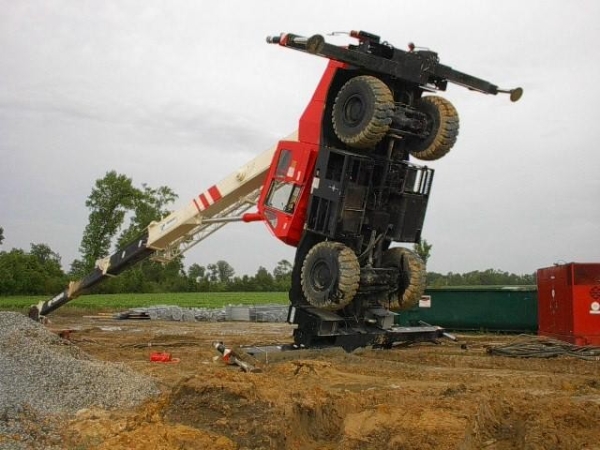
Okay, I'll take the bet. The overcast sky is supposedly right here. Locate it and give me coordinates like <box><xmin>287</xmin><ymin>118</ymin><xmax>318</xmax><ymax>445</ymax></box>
<box><xmin>1</xmin><ymin>0</ymin><xmax>599</xmax><ymax>277</ymax></box>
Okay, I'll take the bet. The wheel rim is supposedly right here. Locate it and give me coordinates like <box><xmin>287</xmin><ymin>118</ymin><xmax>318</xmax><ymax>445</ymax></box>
<box><xmin>342</xmin><ymin>94</ymin><xmax>365</xmax><ymax>128</ymax></box>
<box><xmin>332</xmin><ymin>75</ymin><xmax>394</xmax><ymax>149</ymax></box>
<box><xmin>421</xmin><ymin>109</ymin><xmax>439</xmax><ymax>142</ymax></box>
<box><xmin>411</xmin><ymin>103</ymin><xmax>440</xmax><ymax>152</ymax></box>
<box><xmin>301</xmin><ymin>241</ymin><xmax>360</xmax><ymax>310</ymax></box>
<box><xmin>310</xmin><ymin>259</ymin><xmax>334</xmax><ymax>292</ymax></box>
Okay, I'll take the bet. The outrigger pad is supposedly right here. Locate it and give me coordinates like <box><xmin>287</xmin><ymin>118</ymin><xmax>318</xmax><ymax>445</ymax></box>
<box><xmin>288</xmin><ymin>305</ymin><xmax>447</xmax><ymax>352</ymax></box>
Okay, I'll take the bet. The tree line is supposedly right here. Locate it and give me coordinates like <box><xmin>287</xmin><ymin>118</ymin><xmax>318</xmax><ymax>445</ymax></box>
<box><xmin>0</xmin><ymin>172</ymin><xmax>535</xmax><ymax>296</ymax></box>
<box><xmin>0</xmin><ymin>241</ymin><xmax>293</xmax><ymax>296</ymax></box>
<box><xmin>0</xmin><ymin>239</ymin><xmax>535</xmax><ymax>296</ymax></box>
<box><xmin>90</xmin><ymin>258</ymin><xmax>294</xmax><ymax>294</ymax></box>
<box><xmin>426</xmin><ymin>269</ymin><xmax>535</xmax><ymax>287</ymax></box>
<box><xmin>0</xmin><ymin>241</ymin><xmax>535</xmax><ymax>296</ymax></box>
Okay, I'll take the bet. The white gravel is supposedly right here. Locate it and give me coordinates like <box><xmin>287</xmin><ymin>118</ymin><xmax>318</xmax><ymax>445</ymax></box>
<box><xmin>0</xmin><ymin>311</ymin><xmax>159</xmax><ymax>449</ymax></box>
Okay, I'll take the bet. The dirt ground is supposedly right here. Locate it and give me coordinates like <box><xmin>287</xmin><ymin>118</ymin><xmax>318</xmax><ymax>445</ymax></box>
<box><xmin>38</xmin><ymin>312</ymin><xmax>600</xmax><ymax>450</ymax></box>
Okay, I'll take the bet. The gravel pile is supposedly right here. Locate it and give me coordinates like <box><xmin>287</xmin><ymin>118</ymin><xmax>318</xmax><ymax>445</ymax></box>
<box><xmin>115</xmin><ymin>304</ymin><xmax>288</xmax><ymax>322</ymax></box>
<box><xmin>253</xmin><ymin>304</ymin><xmax>288</xmax><ymax>322</ymax></box>
<box><xmin>0</xmin><ymin>311</ymin><xmax>159</xmax><ymax>448</ymax></box>
<box><xmin>115</xmin><ymin>304</ymin><xmax>227</xmax><ymax>321</ymax></box>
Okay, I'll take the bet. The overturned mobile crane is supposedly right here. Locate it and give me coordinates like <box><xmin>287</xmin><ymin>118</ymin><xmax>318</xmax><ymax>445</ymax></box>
<box><xmin>31</xmin><ymin>31</ymin><xmax>522</xmax><ymax>350</ymax></box>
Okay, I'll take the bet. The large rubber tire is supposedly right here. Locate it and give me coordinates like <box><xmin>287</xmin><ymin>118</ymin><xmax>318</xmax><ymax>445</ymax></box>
<box><xmin>301</xmin><ymin>241</ymin><xmax>360</xmax><ymax>311</ymax></box>
<box><xmin>408</xmin><ymin>96</ymin><xmax>459</xmax><ymax>161</ymax></box>
<box><xmin>381</xmin><ymin>247</ymin><xmax>426</xmax><ymax>311</ymax></box>
<box><xmin>332</xmin><ymin>76</ymin><xmax>395</xmax><ymax>150</ymax></box>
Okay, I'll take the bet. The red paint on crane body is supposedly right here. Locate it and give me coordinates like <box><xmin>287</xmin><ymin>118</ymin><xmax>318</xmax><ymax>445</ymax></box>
<box><xmin>256</xmin><ymin>60</ymin><xmax>345</xmax><ymax>246</ymax></box>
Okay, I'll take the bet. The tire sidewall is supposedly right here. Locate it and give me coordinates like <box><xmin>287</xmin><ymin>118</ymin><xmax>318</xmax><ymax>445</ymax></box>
<box><xmin>408</xmin><ymin>96</ymin><xmax>459</xmax><ymax>161</ymax></box>
<box><xmin>381</xmin><ymin>247</ymin><xmax>426</xmax><ymax>310</ymax></box>
<box><xmin>300</xmin><ymin>242</ymin><xmax>360</xmax><ymax>310</ymax></box>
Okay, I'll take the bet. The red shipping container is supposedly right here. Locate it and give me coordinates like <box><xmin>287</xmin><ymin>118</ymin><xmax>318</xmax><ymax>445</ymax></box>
<box><xmin>537</xmin><ymin>263</ymin><xmax>600</xmax><ymax>345</ymax></box>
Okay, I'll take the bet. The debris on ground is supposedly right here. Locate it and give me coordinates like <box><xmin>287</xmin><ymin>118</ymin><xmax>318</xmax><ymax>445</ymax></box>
<box><xmin>486</xmin><ymin>334</ymin><xmax>600</xmax><ymax>360</ymax></box>
<box><xmin>212</xmin><ymin>342</ymin><xmax>262</xmax><ymax>373</ymax></box>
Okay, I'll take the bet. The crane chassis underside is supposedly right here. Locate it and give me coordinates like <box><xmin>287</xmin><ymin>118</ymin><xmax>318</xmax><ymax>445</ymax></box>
<box><xmin>288</xmin><ymin>305</ymin><xmax>448</xmax><ymax>351</ymax></box>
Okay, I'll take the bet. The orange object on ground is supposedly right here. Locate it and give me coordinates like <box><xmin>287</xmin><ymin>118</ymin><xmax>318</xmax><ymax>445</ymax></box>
<box><xmin>150</xmin><ymin>352</ymin><xmax>180</xmax><ymax>363</ymax></box>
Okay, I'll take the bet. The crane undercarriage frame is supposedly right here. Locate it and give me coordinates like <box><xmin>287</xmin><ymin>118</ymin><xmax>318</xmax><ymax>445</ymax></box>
<box><xmin>288</xmin><ymin>305</ymin><xmax>449</xmax><ymax>351</ymax></box>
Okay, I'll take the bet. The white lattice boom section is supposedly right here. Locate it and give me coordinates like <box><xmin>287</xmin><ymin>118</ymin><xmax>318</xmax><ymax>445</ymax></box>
<box><xmin>150</xmin><ymin>191</ymin><xmax>260</xmax><ymax>263</ymax></box>
<box><xmin>146</xmin><ymin>132</ymin><xmax>297</xmax><ymax>262</ymax></box>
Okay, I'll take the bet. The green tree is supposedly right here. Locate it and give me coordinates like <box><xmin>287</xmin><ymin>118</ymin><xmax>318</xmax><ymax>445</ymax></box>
<box><xmin>273</xmin><ymin>259</ymin><xmax>292</xmax><ymax>291</ymax></box>
<box><xmin>206</xmin><ymin>263</ymin><xmax>219</xmax><ymax>283</ymax></box>
<box><xmin>74</xmin><ymin>171</ymin><xmax>179</xmax><ymax>293</ymax></box>
<box><xmin>413</xmin><ymin>239</ymin><xmax>432</xmax><ymax>264</ymax></box>
<box><xmin>0</xmin><ymin>249</ymin><xmax>28</xmax><ymax>294</ymax></box>
<box><xmin>273</xmin><ymin>259</ymin><xmax>292</xmax><ymax>279</ymax></box>
<box><xmin>117</xmin><ymin>184</ymin><xmax>177</xmax><ymax>245</ymax></box>
<box><xmin>188</xmin><ymin>263</ymin><xmax>210</xmax><ymax>291</ymax></box>
<box><xmin>30</xmin><ymin>243</ymin><xmax>64</xmax><ymax>281</ymax></box>
<box><xmin>0</xmin><ymin>226</ymin><xmax>4</xmax><ymax>245</ymax></box>
<box><xmin>156</xmin><ymin>259</ymin><xmax>189</xmax><ymax>292</ymax></box>
<box><xmin>0</xmin><ymin>244</ymin><xmax>67</xmax><ymax>295</ymax></box>
<box><xmin>78</xmin><ymin>171</ymin><xmax>138</xmax><ymax>272</ymax></box>
<box><xmin>30</xmin><ymin>243</ymin><xmax>60</xmax><ymax>265</ymax></box>
<box><xmin>111</xmin><ymin>182</ymin><xmax>178</xmax><ymax>293</ymax></box>
<box><xmin>204</xmin><ymin>263</ymin><xmax>221</xmax><ymax>291</ymax></box>
<box><xmin>69</xmin><ymin>259</ymin><xmax>87</xmax><ymax>277</ymax></box>
<box><xmin>201</xmin><ymin>261</ymin><xmax>235</xmax><ymax>291</ymax></box>
<box><xmin>254</xmin><ymin>266</ymin><xmax>275</xmax><ymax>291</ymax></box>
<box><xmin>215</xmin><ymin>260</ymin><xmax>235</xmax><ymax>284</ymax></box>
<box><xmin>188</xmin><ymin>263</ymin><xmax>206</xmax><ymax>282</ymax></box>
<box><xmin>228</xmin><ymin>274</ymin><xmax>253</xmax><ymax>292</ymax></box>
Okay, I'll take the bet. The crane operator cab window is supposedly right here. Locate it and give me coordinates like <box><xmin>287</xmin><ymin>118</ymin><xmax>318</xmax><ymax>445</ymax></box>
<box><xmin>265</xmin><ymin>180</ymin><xmax>301</xmax><ymax>214</ymax></box>
<box><xmin>265</xmin><ymin>148</ymin><xmax>303</xmax><ymax>215</ymax></box>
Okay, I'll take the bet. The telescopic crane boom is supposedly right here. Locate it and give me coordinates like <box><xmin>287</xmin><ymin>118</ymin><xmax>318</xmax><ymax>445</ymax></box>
<box><xmin>29</xmin><ymin>133</ymin><xmax>297</xmax><ymax>320</ymax></box>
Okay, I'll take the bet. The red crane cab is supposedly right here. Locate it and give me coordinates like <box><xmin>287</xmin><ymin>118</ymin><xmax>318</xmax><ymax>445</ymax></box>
<box><xmin>257</xmin><ymin>139</ymin><xmax>318</xmax><ymax>246</ymax></box>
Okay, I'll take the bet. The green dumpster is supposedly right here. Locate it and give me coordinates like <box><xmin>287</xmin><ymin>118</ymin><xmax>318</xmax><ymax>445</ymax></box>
<box><xmin>395</xmin><ymin>286</ymin><xmax>538</xmax><ymax>332</ymax></box>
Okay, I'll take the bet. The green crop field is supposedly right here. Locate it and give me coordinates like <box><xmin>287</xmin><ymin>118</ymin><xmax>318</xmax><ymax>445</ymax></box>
<box><xmin>0</xmin><ymin>292</ymin><xmax>289</xmax><ymax>313</ymax></box>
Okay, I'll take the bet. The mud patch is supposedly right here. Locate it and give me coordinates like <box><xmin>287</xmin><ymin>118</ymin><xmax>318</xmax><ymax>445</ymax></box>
<box><xmin>65</xmin><ymin>400</ymin><xmax>237</xmax><ymax>450</ymax></box>
<box><xmin>460</xmin><ymin>395</ymin><xmax>600</xmax><ymax>450</ymax></box>
<box><xmin>164</xmin><ymin>378</ymin><xmax>280</xmax><ymax>449</ymax></box>
<box><xmin>161</xmin><ymin>372</ymin><xmax>357</xmax><ymax>449</ymax></box>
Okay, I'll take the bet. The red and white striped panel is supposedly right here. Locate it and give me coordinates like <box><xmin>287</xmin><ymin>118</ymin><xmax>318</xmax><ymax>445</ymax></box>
<box><xmin>193</xmin><ymin>185</ymin><xmax>223</xmax><ymax>212</ymax></box>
